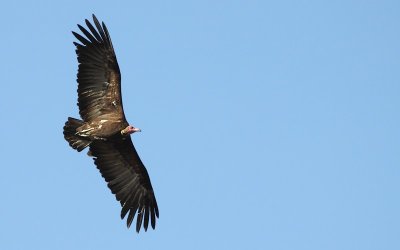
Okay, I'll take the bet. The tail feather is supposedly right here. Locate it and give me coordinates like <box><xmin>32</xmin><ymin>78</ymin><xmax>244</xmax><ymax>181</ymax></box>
<box><xmin>63</xmin><ymin>117</ymin><xmax>92</xmax><ymax>152</ymax></box>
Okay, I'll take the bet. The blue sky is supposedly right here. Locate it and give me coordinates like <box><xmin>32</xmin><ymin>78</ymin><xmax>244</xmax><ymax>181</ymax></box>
<box><xmin>1</xmin><ymin>1</ymin><xmax>399</xmax><ymax>249</ymax></box>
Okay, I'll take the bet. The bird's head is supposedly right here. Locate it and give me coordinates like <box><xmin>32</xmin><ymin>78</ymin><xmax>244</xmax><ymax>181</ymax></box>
<box><xmin>121</xmin><ymin>125</ymin><xmax>141</xmax><ymax>136</ymax></box>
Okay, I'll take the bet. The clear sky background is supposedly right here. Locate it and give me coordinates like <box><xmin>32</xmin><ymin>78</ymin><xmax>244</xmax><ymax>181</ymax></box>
<box><xmin>1</xmin><ymin>1</ymin><xmax>399</xmax><ymax>249</ymax></box>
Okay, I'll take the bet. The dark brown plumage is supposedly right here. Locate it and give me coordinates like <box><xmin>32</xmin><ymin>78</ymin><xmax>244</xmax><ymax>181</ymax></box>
<box><xmin>63</xmin><ymin>15</ymin><xmax>159</xmax><ymax>233</ymax></box>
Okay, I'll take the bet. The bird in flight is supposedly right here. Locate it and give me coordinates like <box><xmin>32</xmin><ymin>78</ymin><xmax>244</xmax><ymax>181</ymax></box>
<box><xmin>63</xmin><ymin>14</ymin><xmax>159</xmax><ymax>233</ymax></box>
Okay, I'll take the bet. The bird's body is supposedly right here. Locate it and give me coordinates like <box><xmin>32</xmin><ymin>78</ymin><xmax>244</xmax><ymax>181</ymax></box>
<box><xmin>63</xmin><ymin>15</ymin><xmax>159</xmax><ymax>233</ymax></box>
<box><xmin>76</xmin><ymin>116</ymin><xmax>127</xmax><ymax>139</ymax></box>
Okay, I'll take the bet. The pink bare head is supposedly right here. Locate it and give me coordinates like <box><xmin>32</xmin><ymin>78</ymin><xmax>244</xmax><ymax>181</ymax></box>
<box><xmin>121</xmin><ymin>125</ymin><xmax>141</xmax><ymax>135</ymax></box>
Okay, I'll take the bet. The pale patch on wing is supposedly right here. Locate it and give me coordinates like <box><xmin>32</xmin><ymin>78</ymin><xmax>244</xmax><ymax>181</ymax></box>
<box><xmin>76</xmin><ymin>127</ymin><xmax>95</xmax><ymax>137</ymax></box>
<box><xmin>79</xmin><ymin>127</ymin><xmax>95</xmax><ymax>133</ymax></box>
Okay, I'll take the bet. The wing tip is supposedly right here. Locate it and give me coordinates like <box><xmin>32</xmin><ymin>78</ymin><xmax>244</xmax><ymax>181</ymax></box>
<box><xmin>92</xmin><ymin>13</ymin><xmax>97</xmax><ymax>21</ymax></box>
<box><xmin>122</xmin><ymin>203</ymin><xmax>158</xmax><ymax>233</ymax></box>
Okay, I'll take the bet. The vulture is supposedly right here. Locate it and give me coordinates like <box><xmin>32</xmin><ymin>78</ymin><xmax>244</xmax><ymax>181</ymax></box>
<box><xmin>63</xmin><ymin>15</ymin><xmax>159</xmax><ymax>233</ymax></box>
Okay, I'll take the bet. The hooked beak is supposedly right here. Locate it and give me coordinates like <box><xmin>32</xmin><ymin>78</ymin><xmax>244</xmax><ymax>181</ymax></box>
<box><xmin>133</xmin><ymin>127</ymin><xmax>142</xmax><ymax>133</ymax></box>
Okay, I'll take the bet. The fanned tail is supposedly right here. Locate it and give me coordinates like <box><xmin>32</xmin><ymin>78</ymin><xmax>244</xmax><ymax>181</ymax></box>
<box><xmin>63</xmin><ymin>117</ymin><xmax>92</xmax><ymax>152</ymax></box>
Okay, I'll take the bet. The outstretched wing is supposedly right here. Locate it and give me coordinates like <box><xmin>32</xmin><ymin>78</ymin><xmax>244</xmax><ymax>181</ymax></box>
<box><xmin>89</xmin><ymin>136</ymin><xmax>159</xmax><ymax>232</ymax></box>
<box><xmin>73</xmin><ymin>15</ymin><xmax>125</xmax><ymax>122</ymax></box>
